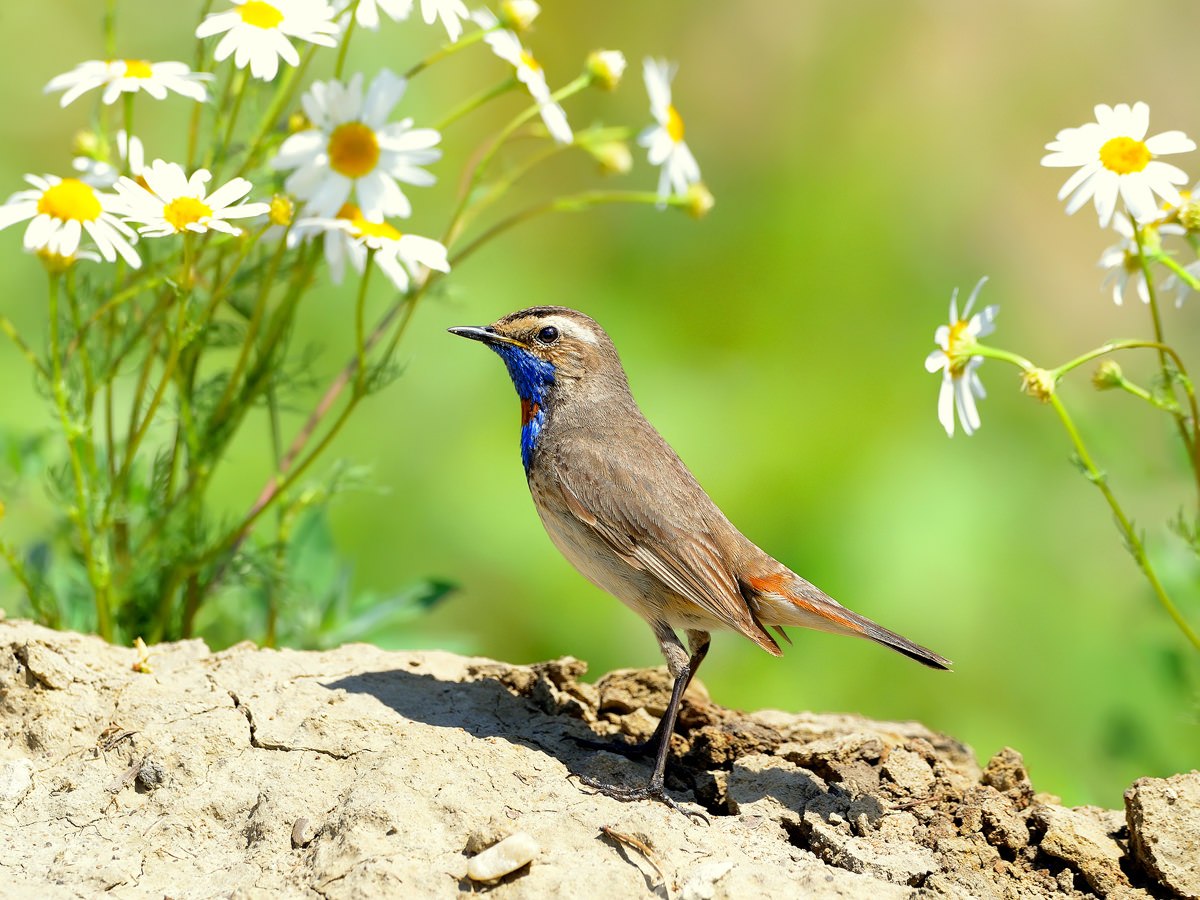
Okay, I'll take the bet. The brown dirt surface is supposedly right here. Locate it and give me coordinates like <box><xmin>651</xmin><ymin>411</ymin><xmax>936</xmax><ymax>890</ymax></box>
<box><xmin>0</xmin><ymin>619</ymin><xmax>1196</xmax><ymax>898</ymax></box>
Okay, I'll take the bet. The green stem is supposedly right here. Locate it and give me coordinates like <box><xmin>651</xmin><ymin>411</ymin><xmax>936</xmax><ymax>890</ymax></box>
<box><xmin>48</xmin><ymin>276</ymin><xmax>112</xmax><ymax>641</ymax></box>
<box><xmin>0</xmin><ymin>316</ymin><xmax>49</xmax><ymax>378</ymax></box>
<box><xmin>0</xmin><ymin>538</ymin><xmax>55</xmax><ymax>627</ymax></box>
<box><xmin>187</xmin><ymin>0</ymin><xmax>217</xmax><ymax>168</ymax></box>
<box><xmin>404</xmin><ymin>27</ymin><xmax>489</xmax><ymax>80</ymax></box>
<box><xmin>212</xmin><ymin>67</ymin><xmax>250</xmax><ymax>178</ymax></box>
<box><xmin>450</xmin><ymin>190</ymin><xmax>687</xmax><ymax>265</ymax></box>
<box><xmin>1156</xmin><ymin>253</ymin><xmax>1200</xmax><ymax>291</ymax></box>
<box><xmin>235</xmin><ymin>43</ymin><xmax>319</xmax><ymax>179</ymax></box>
<box><xmin>103</xmin><ymin>0</ymin><xmax>117</xmax><ymax>57</ymax></box>
<box><xmin>1048</xmin><ymin>392</ymin><xmax>1200</xmax><ymax>652</ymax></box>
<box><xmin>1052</xmin><ymin>339</ymin><xmax>1200</xmax><ymax>502</ymax></box>
<box><xmin>443</xmin><ymin>74</ymin><xmax>590</xmax><ymax>247</ymax></box>
<box><xmin>354</xmin><ymin>253</ymin><xmax>374</xmax><ymax>394</ymax></box>
<box><xmin>335</xmin><ymin>3</ymin><xmax>358</xmax><ymax>78</ymax></box>
<box><xmin>434</xmin><ymin>78</ymin><xmax>517</xmax><ymax>132</ymax></box>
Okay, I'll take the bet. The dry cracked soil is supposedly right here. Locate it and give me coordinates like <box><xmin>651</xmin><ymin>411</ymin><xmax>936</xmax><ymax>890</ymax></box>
<box><xmin>0</xmin><ymin>619</ymin><xmax>1197</xmax><ymax>899</ymax></box>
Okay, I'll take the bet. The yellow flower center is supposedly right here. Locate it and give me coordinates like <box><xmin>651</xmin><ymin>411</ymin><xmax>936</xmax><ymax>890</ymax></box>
<box><xmin>122</xmin><ymin>59</ymin><xmax>154</xmax><ymax>79</ymax></box>
<box><xmin>163</xmin><ymin>196</ymin><xmax>213</xmax><ymax>231</ymax></box>
<box><xmin>945</xmin><ymin>319</ymin><xmax>974</xmax><ymax>375</ymax></box>
<box><xmin>1099</xmin><ymin>136</ymin><xmax>1151</xmax><ymax>175</ymax></box>
<box><xmin>666</xmin><ymin>104</ymin><xmax>685</xmax><ymax>143</ymax></box>
<box><xmin>268</xmin><ymin>194</ymin><xmax>294</xmax><ymax>226</ymax></box>
<box><xmin>355</xmin><ymin>219</ymin><xmax>401</xmax><ymax>241</ymax></box>
<box><xmin>518</xmin><ymin>51</ymin><xmax>542</xmax><ymax>74</ymax></box>
<box><xmin>328</xmin><ymin>122</ymin><xmax>381</xmax><ymax>179</ymax></box>
<box><xmin>334</xmin><ymin>202</ymin><xmax>401</xmax><ymax>240</ymax></box>
<box><xmin>37</xmin><ymin>179</ymin><xmax>102</xmax><ymax>222</ymax></box>
<box><xmin>238</xmin><ymin>0</ymin><xmax>284</xmax><ymax>29</ymax></box>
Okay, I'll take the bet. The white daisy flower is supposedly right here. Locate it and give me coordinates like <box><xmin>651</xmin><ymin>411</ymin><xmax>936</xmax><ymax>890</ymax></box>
<box><xmin>334</xmin><ymin>0</ymin><xmax>412</xmax><ymax>29</ymax></box>
<box><xmin>924</xmin><ymin>278</ymin><xmax>997</xmax><ymax>437</ymax></box>
<box><xmin>1163</xmin><ymin>260</ymin><xmax>1200</xmax><ymax>308</ymax></box>
<box><xmin>114</xmin><ymin>160</ymin><xmax>270</xmax><ymax>237</ymax></box>
<box><xmin>1097</xmin><ymin>213</ymin><xmax>1152</xmax><ymax>305</ymax></box>
<box><xmin>1041</xmin><ymin>102</ymin><xmax>1196</xmax><ymax>228</ymax></box>
<box><xmin>196</xmin><ymin>0</ymin><xmax>340</xmax><ymax>82</ymax></box>
<box><xmin>0</xmin><ymin>174</ymin><xmax>140</xmax><ymax>268</ymax></box>
<box><xmin>419</xmin><ymin>0</ymin><xmax>469</xmax><ymax>42</ymax></box>
<box><xmin>473</xmin><ymin>9</ymin><xmax>572</xmax><ymax>145</ymax></box>
<box><xmin>73</xmin><ymin>131</ymin><xmax>146</xmax><ymax>189</ymax></box>
<box><xmin>638</xmin><ymin>58</ymin><xmax>701</xmax><ymax>205</ymax></box>
<box><xmin>271</xmin><ymin>68</ymin><xmax>441</xmax><ymax>219</ymax></box>
<box><xmin>297</xmin><ymin>202</ymin><xmax>449</xmax><ymax>292</ymax></box>
<box><xmin>44</xmin><ymin>59</ymin><xmax>212</xmax><ymax>107</ymax></box>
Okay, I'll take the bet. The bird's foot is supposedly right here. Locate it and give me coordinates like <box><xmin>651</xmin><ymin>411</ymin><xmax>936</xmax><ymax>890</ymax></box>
<box><xmin>571</xmin><ymin>733</ymin><xmax>657</xmax><ymax>758</ymax></box>
<box><xmin>572</xmin><ymin>774</ymin><xmax>709</xmax><ymax>823</ymax></box>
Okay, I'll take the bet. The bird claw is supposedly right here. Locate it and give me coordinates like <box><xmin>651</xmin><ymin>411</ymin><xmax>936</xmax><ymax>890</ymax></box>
<box><xmin>571</xmin><ymin>773</ymin><xmax>710</xmax><ymax>824</ymax></box>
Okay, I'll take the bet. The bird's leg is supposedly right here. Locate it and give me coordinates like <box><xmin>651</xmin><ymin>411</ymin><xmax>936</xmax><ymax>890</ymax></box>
<box><xmin>575</xmin><ymin>626</ymin><xmax>709</xmax><ymax>820</ymax></box>
<box><xmin>574</xmin><ymin>629</ymin><xmax>710</xmax><ymax>758</ymax></box>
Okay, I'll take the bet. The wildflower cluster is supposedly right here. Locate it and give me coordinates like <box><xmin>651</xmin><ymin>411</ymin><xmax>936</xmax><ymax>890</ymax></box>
<box><xmin>0</xmin><ymin>2</ymin><xmax>712</xmax><ymax>647</ymax></box>
<box><xmin>924</xmin><ymin>101</ymin><xmax>1200</xmax><ymax>651</ymax></box>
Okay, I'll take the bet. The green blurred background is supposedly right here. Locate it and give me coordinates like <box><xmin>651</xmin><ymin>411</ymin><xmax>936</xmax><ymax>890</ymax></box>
<box><xmin>1</xmin><ymin>1</ymin><xmax>1198</xmax><ymax>808</ymax></box>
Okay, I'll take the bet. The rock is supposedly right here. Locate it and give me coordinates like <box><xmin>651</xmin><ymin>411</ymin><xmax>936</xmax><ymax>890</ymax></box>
<box><xmin>0</xmin><ymin>618</ymin><xmax>1193</xmax><ymax>899</ymax></box>
<box><xmin>0</xmin><ymin>758</ymin><xmax>33</xmax><ymax>805</ymax></box>
<box><xmin>1125</xmin><ymin>771</ymin><xmax>1200</xmax><ymax>898</ymax></box>
<box><xmin>465</xmin><ymin>831</ymin><xmax>539</xmax><ymax>882</ymax></box>
<box><xmin>1030</xmin><ymin>803</ymin><xmax>1143</xmax><ymax>897</ymax></box>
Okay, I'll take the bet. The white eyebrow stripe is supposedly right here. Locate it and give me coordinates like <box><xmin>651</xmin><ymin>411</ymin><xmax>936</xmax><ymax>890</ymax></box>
<box><xmin>543</xmin><ymin>315</ymin><xmax>598</xmax><ymax>344</ymax></box>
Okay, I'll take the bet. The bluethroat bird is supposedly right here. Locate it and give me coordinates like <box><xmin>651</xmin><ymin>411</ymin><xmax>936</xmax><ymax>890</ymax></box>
<box><xmin>450</xmin><ymin>307</ymin><xmax>950</xmax><ymax>814</ymax></box>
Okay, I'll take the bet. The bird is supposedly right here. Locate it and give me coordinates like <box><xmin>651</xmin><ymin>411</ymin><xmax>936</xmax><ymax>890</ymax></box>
<box><xmin>449</xmin><ymin>306</ymin><xmax>950</xmax><ymax>814</ymax></box>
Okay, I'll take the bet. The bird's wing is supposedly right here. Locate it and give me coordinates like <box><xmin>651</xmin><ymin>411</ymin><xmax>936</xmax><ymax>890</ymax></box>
<box><xmin>553</xmin><ymin>445</ymin><xmax>782</xmax><ymax>655</ymax></box>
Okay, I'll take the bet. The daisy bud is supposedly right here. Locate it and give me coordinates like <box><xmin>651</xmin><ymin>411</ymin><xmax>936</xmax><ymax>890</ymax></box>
<box><xmin>1020</xmin><ymin>368</ymin><xmax>1056</xmax><ymax>403</ymax></box>
<box><xmin>287</xmin><ymin>111</ymin><xmax>311</xmax><ymax>134</ymax></box>
<box><xmin>1092</xmin><ymin>360</ymin><xmax>1124</xmax><ymax>391</ymax></box>
<box><xmin>589</xmin><ymin>140</ymin><xmax>633</xmax><ymax>176</ymax></box>
<box><xmin>269</xmin><ymin>194</ymin><xmax>295</xmax><ymax>227</ymax></box>
<box><xmin>72</xmin><ymin>129</ymin><xmax>102</xmax><ymax>160</ymax></box>
<box><xmin>586</xmin><ymin>50</ymin><xmax>626</xmax><ymax>91</ymax></box>
<box><xmin>1180</xmin><ymin>201</ymin><xmax>1200</xmax><ymax>232</ymax></box>
<box><xmin>684</xmin><ymin>182</ymin><xmax>715</xmax><ymax>220</ymax></box>
<box><xmin>36</xmin><ymin>248</ymin><xmax>81</xmax><ymax>275</ymax></box>
<box><xmin>500</xmin><ymin>0</ymin><xmax>540</xmax><ymax>31</ymax></box>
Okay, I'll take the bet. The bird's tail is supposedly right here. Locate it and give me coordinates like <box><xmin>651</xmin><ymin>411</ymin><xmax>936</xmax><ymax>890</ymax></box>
<box><xmin>741</xmin><ymin>571</ymin><xmax>952</xmax><ymax>670</ymax></box>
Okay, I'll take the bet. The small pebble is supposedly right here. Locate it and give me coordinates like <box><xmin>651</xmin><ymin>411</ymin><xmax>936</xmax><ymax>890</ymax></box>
<box><xmin>466</xmin><ymin>831</ymin><xmax>538</xmax><ymax>882</ymax></box>
<box><xmin>291</xmin><ymin>817</ymin><xmax>313</xmax><ymax>849</ymax></box>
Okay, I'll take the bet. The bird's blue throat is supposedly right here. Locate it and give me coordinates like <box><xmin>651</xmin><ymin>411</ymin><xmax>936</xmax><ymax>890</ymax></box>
<box><xmin>488</xmin><ymin>343</ymin><xmax>556</xmax><ymax>473</ymax></box>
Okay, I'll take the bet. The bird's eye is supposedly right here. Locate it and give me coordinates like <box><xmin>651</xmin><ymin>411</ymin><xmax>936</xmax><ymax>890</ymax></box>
<box><xmin>536</xmin><ymin>325</ymin><xmax>559</xmax><ymax>344</ymax></box>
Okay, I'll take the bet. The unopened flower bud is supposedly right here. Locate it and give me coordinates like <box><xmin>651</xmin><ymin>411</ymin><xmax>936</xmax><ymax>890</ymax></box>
<box><xmin>500</xmin><ymin>0</ymin><xmax>540</xmax><ymax>31</ymax></box>
<box><xmin>1020</xmin><ymin>367</ymin><xmax>1056</xmax><ymax>403</ymax></box>
<box><xmin>586</xmin><ymin>50</ymin><xmax>626</xmax><ymax>91</ymax></box>
<box><xmin>36</xmin><ymin>248</ymin><xmax>78</xmax><ymax>275</ymax></box>
<box><xmin>269</xmin><ymin>194</ymin><xmax>295</xmax><ymax>227</ymax></box>
<box><xmin>1180</xmin><ymin>202</ymin><xmax>1200</xmax><ymax>232</ymax></box>
<box><xmin>589</xmin><ymin>140</ymin><xmax>632</xmax><ymax>175</ymax></box>
<box><xmin>72</xmin><ymin>130</ymin><xmax>102</xmax><ymax>159</ymax></box>
<box><xmin>684</xmin><ymin>182</ymin><xmax>715</xmax><ymax>220</ymax></box>
<box><xmin>1092</xmin><ymin>360</ymin><xmax>1123</xmax><ymax>390</ymax></box>
<box><xmin>287</xmin><ymin>111</ymin><xmax>311</xmax><ymax>134</ymax></box>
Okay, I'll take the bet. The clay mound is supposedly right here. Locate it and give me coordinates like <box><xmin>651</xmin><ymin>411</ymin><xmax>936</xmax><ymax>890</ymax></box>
<box><xmin>0</xmin><ymin>620</ymin><xmax>1195</xmax><ymax>898</ymax></box>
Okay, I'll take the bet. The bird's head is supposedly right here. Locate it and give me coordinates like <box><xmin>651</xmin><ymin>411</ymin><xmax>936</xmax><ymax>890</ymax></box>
<box><xmin>448</xmin><ymin>306</ymin><xmax>626</xmax><ymax>399</ymax></box>
<box><xmin>449</xmin><ymin>306</ymin><xmax>629</xmax><ymax>471</ymax></box>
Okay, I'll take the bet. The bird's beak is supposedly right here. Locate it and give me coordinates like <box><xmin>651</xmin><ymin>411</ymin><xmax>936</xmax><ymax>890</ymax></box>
<box><xmin>447</xmin><ymin>325</ymin><xmax>525</xmax><ymax>348</ymax></box>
